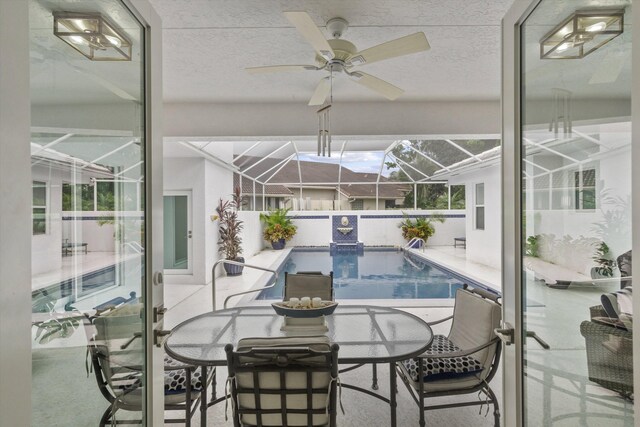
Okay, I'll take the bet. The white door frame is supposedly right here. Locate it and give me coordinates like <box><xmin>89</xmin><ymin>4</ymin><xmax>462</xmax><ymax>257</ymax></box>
<box><xmin>501</xmin><ymin>0</ymin><xmax>640</xmax><ymax>425</ymax></box>
<box><xmin>164</xmin><ymin>190</ymin><xmax>193</xmax><ymax>275</ymax></box>
<box><xmin>123</xmin><ymin>0</ymin><xmax>165</xmax><ymax>424</ymax></box>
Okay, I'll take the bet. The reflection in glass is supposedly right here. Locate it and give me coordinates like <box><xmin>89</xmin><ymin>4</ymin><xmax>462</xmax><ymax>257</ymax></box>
<box><xmin>30</xmin><ymin>0</ymin><xmax>146</xmax><ymax>425</ymax></box>
<box><xmin>521</xmin><ymin>1</ymin><xmax>632</xmax><ymax>425</ymax></box>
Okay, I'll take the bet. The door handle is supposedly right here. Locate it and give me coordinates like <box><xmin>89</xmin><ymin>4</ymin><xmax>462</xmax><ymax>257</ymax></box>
<box><xmin>154</xmin><ymin>329</ymin><xmax>172</xmax><ymax>348</ymax></box>
<box><xmin>153</xmin><ymin>304</ymin><xmax>167</xmax><ymax>322</ymax></box>
<box><xmin>494</xmin><ymin>325</ymin><xmax>514</xmax><ymax>346</ymax></box>
<box><xmin>493</xmin><ymin>325</ymin><xmax>551</xmax><ymax>349</ymax></box>
<box><xmin>526</xmin><ymin>331</ymin><xmax>550</xmax><ymax>349</ymax></box>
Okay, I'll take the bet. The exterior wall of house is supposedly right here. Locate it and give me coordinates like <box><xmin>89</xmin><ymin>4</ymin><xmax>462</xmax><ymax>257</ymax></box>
<box><xmin>450</xmin><ymin>166</ymin><xmax>502</xmax><ymax>269</ymax></box>
<box><xmin>31</xmin><ymin>167</ymin><xmax>65</xmax><ymax>276</ymax></box>
<box><xmin>359</xmin><ymin>198</ymin><xmax>397</xmax><ymax>210</ymax></box>
<box><xmin>164</xmin><ymin>155</ymin><xmax>233</xmax><ymax>285</ymax></box>
<box><xmin>204</xmin><ymin>156</ymin><xmax>234</xmax><ymax>283</ymax></box>
<box><xmin>164</xmin><ymin>157</ymin><xmax>207</xmax><ymax>285</ymax></box>
<box><xmin>525</xmin><ymin>145</ymin><xmax>632</xmax><ymax>271</ymax></box>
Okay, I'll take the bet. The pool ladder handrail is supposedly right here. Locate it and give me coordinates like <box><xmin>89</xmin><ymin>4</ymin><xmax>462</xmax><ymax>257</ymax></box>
<box><xmin>403</xmin><ymin>237</ymin><xmax>425</xmax><ymax>251</ymax></box>
<box><xmin>211</xmin><ymin>260</ymin><xmax>278</xmax><ymax>310</ymax></box>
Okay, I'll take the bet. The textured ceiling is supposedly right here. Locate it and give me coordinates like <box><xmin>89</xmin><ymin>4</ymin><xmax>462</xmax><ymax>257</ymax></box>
<box><xmin>150</xmin><ymin>0</ymin><xmax>515</xmax><ymax>103</ymax></box>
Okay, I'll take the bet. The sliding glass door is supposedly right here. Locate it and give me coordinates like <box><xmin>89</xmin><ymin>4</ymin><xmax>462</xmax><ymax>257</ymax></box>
<box><xmin>503</xmin><ymin>0</ymin><xmax>635</xmax><ymax>425</ymax></box>
<box><xmin>28</xmin><ymin>0</ymin><xmax>163</xmax><ymax>424</ymax></box>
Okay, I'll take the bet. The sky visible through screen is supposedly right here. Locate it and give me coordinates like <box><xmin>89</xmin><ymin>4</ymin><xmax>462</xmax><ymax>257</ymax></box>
<box><xmin>297</xmin><ymin>151</ymin><xmax>399</xmax><ymax>177</ymax></box>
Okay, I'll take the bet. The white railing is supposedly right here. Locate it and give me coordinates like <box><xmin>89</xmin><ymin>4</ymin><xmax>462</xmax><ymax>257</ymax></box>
<box><xmin>211</xmin><ymin>260</ymin><xmax>278</xmax><ymax>310</ymax></box>
<box><xmin>403</xmin><ymin>237</ymin><xmax>425</xmax><ymax>251</ymax></box>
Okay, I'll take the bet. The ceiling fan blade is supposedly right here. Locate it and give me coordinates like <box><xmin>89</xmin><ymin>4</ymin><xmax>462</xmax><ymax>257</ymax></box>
<box><xmin>308</xmin><ymin>77</ymin><xmax>331</xmax><ymax>106</ymax></box>
<box><xmin>350</xmin><ymin>72</ymin><xmax>404</xmax><ymax>100</ymax></box>
<box><xmin>246</xmin><ymin>65</ymin><xmax>317</xmax><ymax>74</ymax></box>
<box><xmin>284</xmin><ymin>11</ymin><xmax>334</xmax><ymax>61</ymax></box>
<box><xmin>348</xmin><ymin>32</ymin><xmax>430</xmax><ymax>66</ymax></box>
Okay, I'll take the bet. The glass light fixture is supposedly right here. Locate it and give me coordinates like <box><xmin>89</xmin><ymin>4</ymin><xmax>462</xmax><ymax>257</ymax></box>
<box><xmin>540</xmin><ymin>9</ymin><xmax>624</xmax><ymax>59</ymax></box>
<box><xmin>53</xmin><ymin>12</ymin><xmax>132</xmax><ymax>61</ymax></box>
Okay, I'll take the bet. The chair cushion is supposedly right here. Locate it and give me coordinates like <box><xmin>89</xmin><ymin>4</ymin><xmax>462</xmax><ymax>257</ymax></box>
<box><xmin>401</xmin><ymin>335</ymin><xmax>483</xmax><ymax>382</ymax></box>
<box><xmin>233</xmin><ymin>336</ymin><xmax>334</xmax><ymax>427</ymax></box>
<box><xmin>111</xmin><ymin>355</ymin><xmax>204</xmax><ymax>396</ymax></box>
<box><xmin>163</xmin><ymin>355</ymin><xmax>205</xmax><ymax>395</ymax></box>
<box><xmin>600</xmin><ymin>286</ymin><xmax>633</xmax><ymax>330</ymax></box>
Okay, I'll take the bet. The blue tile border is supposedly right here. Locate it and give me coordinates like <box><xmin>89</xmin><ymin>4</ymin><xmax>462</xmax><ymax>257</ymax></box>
<box><xmin>62</xmin><ymin>215</ymin><xmax>145</xmax><ymax>221</ymax></box>
<box><xmin>289</xmin><ymin>215</ymin><xmax>330</xmax><ymax>220</ymax></box>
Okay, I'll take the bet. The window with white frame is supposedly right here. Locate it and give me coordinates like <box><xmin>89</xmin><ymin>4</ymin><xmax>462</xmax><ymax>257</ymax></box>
<box><xmin>574</xmin><ymin>168</ymin><xmax>596</xmax><ymax>210</ymax></box>
<box><xmin>475</xmin><ymin>183</ymin><xmax>485</xmax><ymax>230</ymax></box>
<box><xmin>32</xmin><ymin>181</ymin><xmax>47</xmax><ymax>235</ymax></box>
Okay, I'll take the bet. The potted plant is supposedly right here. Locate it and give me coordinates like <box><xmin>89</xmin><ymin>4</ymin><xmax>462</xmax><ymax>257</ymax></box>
<box><xmin>260</xmin><ymin>208</ymin><xmax>297</xmax><ymax>250</ymax></box>
<box><xmin>591</xmin><ymin>241</ymin><xmax>617</xmax><ymax>279</ymax></box>
<box><xmin>399</xmin><ymin>213</ymin><xmax>445</xmax><ymax>248</ymax></box>
<box><xmin>215</xmin><ymin>196</ymin><xmax>244</xmax><ymax>275</ymax></box>
<box><xmin>525</xmin><ymin>235</ymin><xmax>540</xmax><ymax>257</ymax></box>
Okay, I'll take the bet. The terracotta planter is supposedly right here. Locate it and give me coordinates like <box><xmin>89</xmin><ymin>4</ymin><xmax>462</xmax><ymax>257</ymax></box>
<box><xmin>271</xmin><ymin>239</ymin><xmax>286</xmax><ymax>250</ymax></box>
<box><xmin>224</xmin><ymin>257</ymin><xmax>245</xmax><ymax>276</ymax></box>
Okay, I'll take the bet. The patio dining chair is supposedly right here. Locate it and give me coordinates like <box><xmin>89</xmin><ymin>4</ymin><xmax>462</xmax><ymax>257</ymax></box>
<box><xmin>225</xmin><ymin>336</ymin><xmax>340</xmax><ymax>427</ymax></box>
<box><xmin>397</xmin><ymin>285</ymin><xmax>503</xmax><ymax>427</ymax></box>
<box><xmin>87</xmin><ymin>304</ymin><xmax>214</xmax><ymax>427</ymax></box>
<box><xmin>284</xmin><ymin>271</ymin><xmax>334</xmax><ymax>301</ymax></box>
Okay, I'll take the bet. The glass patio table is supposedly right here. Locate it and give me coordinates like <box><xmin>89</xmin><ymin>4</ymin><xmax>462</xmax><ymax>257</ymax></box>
<box><xmin>165</xmin><ymin>304</ymin><xmax>433</xmax><ymax>427</ymax></box>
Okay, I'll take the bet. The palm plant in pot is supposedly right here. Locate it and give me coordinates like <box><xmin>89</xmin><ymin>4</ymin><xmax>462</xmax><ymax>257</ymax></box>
<box><xmin>399</xmin><ymin>213</ymin><xmax>445</xmax><ymax>248</ymax></box>
<box><xmin>591</xmin><ymin>241</ymin><xmax>617</xmax><ymax>279</ymax></box>
<box><xmin>260</xmin><ymin>208</ymin><xmax>297</xmax><ymax>250</ymax></box>
<box><xmin>216</xmin><ymin>197</ymin><xmax>244</xmax><ymax>275</ymax></box>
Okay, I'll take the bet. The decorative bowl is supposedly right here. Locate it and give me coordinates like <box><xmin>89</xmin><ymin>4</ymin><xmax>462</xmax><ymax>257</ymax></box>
<box><xmin>271</xmin><ymin>301</ymin><xmax>339</xmax><ymax>318</ymax></box>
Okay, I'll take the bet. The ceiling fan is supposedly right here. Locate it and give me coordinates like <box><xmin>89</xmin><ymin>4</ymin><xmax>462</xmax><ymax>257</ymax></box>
<box><xmin>246</xmin><ymin>11</ymin><xmax>431</xmax><ymax>105</ymax></box>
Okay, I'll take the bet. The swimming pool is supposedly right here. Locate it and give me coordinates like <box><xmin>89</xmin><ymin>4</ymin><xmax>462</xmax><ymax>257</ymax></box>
<box><xmin>256</xmin><ymin>248</ymin><xmax>485</xmax><ymax>300</ymax></box>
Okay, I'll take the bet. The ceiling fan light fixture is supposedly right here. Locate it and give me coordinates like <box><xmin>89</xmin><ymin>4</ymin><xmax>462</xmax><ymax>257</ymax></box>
<box><xmin>53</xmin><ymin>12</ymin><xmax>132</xmax><ymax>61</ymax></box>
<box><xmin>540</xmin><ymin>9</ymin><xmax>624</xmax><ymax>59</ymax></box>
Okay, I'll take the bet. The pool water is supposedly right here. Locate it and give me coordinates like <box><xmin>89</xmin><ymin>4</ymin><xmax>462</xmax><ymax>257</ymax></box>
<box><xmin>256</xmin><ymin>248</ymin><xmax>474</xmax><ymax>300</ymax></box>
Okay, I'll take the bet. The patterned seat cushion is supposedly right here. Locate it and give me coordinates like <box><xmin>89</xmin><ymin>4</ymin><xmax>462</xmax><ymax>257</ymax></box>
<box><xmin>401</xmin><ymin>335</ymin><xmax>483</xmax><ymax>382</ymax></box>
<box><xmin>164</xmin><ymin>355</ymin><xmax>205</xmax><ymax>395</ymax></box>
<box><xmin>113</xmin><ymin>355</ymin><xmax>205</xmax><ymax>395</ymax></box>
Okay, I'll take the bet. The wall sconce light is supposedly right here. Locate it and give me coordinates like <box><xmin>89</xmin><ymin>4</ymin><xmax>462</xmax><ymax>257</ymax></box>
<box><xmin>53</xmin><ymin>12</ymin><xmax>132</xmax><ymax>61</ymax></box>
<box><xmin>540</xmin><ymin>9</ymin><xmax>624</xmax><ymax>59</ymax></box>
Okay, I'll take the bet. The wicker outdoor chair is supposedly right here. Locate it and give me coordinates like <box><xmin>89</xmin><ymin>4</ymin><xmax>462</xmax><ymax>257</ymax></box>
<box><xmin>580</xmin><ymin>305</ymin><xmax>633</xmax><ymax>399</ymax></box>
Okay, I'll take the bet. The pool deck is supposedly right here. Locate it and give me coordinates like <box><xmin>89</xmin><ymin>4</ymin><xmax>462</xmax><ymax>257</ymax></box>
<box><xmin>164</xmin><ymin>245</ymin><xmax>501</xmax><ymax>328</ymax></box>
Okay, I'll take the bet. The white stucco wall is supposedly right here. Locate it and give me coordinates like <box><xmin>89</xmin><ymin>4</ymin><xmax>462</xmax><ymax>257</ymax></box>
<box><xmin>238</xmin><ymin>211</ymin><xmax>263</xmax><ymax>258</ymax></box>
<box><xmin>164</xmin><ymin>149</ymin><xmax>234</xmax><ymax>285</ymax></box>
<box><xmin>164</xmin><ymin>157</ymin><xmax>207</xmax><ymax>285</ymax></box>
<box><xmin>450</xmin><ymin>166</ymin><xmax>502</xmax><ymax>269</ymax></box>
<box><xmin>282</xmin><ymin>210</ymin><xmax>465</xmax><ymax>248</ymax></box>
<box><xmin>527</xmin><ymin>146</ymin><xmax>632</xmax><ymax>266</ymax></box>
<box><xmin>31</xmin><ymin>167</ymin><xmax>64</xmax><ymax>275</ymax></box>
